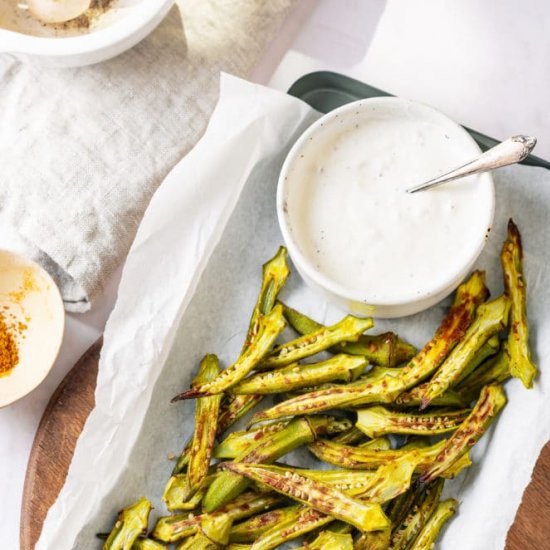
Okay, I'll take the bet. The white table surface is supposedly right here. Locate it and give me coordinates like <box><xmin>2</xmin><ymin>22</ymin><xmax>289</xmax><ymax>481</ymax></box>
<box><xmin>2</xmin><ymin>0</ymin><xmax>550</xmax><ymax>547</ymax></box>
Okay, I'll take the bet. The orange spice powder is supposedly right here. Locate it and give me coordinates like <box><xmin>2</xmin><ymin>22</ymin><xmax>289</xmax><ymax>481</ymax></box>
<box><xmin>0</xmin><ymin>268</ymin><xmax>34</xmax><ymax>377</ymax></box>
<box><xmin>0</xmin><ymin>310</ymin><xmax>19</xmax><ymax>377</ymax></box>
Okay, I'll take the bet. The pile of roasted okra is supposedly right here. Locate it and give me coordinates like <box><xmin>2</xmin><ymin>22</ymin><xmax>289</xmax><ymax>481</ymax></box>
<box><xmin>102</xmin><ymin>219</ymin><xmax>536</xmax><ymax>550</ymax></box>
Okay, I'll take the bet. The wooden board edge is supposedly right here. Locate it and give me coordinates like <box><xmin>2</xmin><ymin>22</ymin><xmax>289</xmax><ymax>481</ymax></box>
<box><xmin>20</xmin><ymin>338</ymin><xmax>102</xmax><ymax>550</ymax></box>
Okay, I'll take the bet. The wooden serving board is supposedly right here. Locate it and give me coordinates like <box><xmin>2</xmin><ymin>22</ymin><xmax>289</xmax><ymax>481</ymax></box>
<box><xmin>20</xmin><ymin>339</ymin><xmax>550</xmax><ymax>549</ymax></box>
<box><xmin>20</xmin><ymin>339</ymin><xmax>102</xmax><ymax>550</ymax></box>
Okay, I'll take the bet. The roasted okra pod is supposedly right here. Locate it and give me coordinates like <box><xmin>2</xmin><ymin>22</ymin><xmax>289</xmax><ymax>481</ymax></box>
<box><xmin>230</xmin><ymin>354</ymin><xmax>367</xmax><ymax>395</ymax></box>
<box><xmin>397</xmin><ymin>270</ymin><xmax>489</xmax><ymax>390</ymax></box>
<box><xmin>309</xmin><ymin>438</ymin><xmax>472</xmax><ymax>479</ymax></box>
<box><xmin>172</xmin><ymin>393</ymin><xmax>264</xmax><ymax>476</ymax></box>
<box><xmin>409</xmin><ymin>498</ymin><xmax>458</xmax><ymax>550</ymax></box>
<box><xmin>214</xmin><ymin>422</ymin><xmax>289</xmax><ymax>459</ymax></box>
<box><xmin>248</xmin><ymin>368</ymin><xmax>403</xmax><ymax>424</ymax></box>
<box><xmin>259</xmin><ymin>315</ymin><xmax>374</xmax><ymax>369</ymax></box>
<box><xmin>394</xmin><ymin>383</ymin><xmax>467</xmax><ymax>408</ymax></box>
<box><xmin>420</xmin><ymin>295</ymin><xmax>509</xmax><ymax>408</ymax></box>
<box><xmin>153</xmin><ymin>492</ymin><xmax>281</xmax><ymax>542</ymax></box>
<box><xmin>243</xmin><ymin>246</ymin><xmax>290</xmax><ymax>350</ymax></box>
<box><xmin>389</xmin><ymin>479</ymin><xmax>444</xmax><ymax>550</ymax></box>
<box><xmin>221</xmin><ymin>462</ymin><xmax>390</xmax><ymax>532</ymax></box>
<box><xmin>229</xmin><ymin>505</ymin><xmax>301</xmax><ymax>543</ymax></box>
<box><xmin>186</xmin><ymin>354</ymin><xmax>222</xmax><ymax>495</ymax></box>
<box><xmin>356</xmin><ymin>405</ymin><xmax>471</xmax><ymax>438</ymax></box>
<box><xmin>172</xmin><ymin>305</ymin><xmax>286</xmax><ymax>400</ymax></box>
<box><xmin>175</xmin><ymin>512</ymin><xmax>233</xmax><ymax>549</ymax></box>
<box><xmin>163</xmin><ymin>474</ymin><xmax>210</xmax><ymax>511</ymax></box>
<box><xmin>103</xmin><ymin>497</ymin><xmax>151</xmax><ymax>550</ymax></box>
<box><xmin>421</xmin><ymin>384</ymin><xmax>507</xmax><ymax>482</ymax></box>
<box><xmin>248</xmin><ymin>451</ymin><xmax>413</xmax><ymax>501</ymax></box>
<box><xmin>247</xmin><ymin>506</ymin><xmax>331</xmax><ymax>550</ymax></box>
<box><xmin>269</xmin><ymin>466</ymin><xmax>375</xmax><ymax>493</ymax></box>
<box><xmin>280</xmin><ymin>301</ymin><xmax>416</xmax><ymax>367</ymax></box>
<box><xmin>501</xmin><ymin>219</ymin><xmax>537</xmax><ymax>388</ymax></box>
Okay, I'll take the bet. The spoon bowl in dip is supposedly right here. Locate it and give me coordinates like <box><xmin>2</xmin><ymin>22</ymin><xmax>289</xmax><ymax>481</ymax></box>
<box><xmin>26</xmin><ymin>0</ymin><xmax>92</xmax><ymax>24</ymax></box>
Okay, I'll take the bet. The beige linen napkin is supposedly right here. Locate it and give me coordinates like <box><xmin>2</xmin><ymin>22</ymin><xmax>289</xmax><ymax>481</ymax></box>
<box><xmin>0</xmin><ymin>0</ymin><xmax>296</xmax><ymax>311</ymax></box>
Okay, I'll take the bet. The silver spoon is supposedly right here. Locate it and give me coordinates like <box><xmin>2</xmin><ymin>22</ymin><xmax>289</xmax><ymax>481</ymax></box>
<box><xmin>406</xmin><ymin>135</ymin><xmax>537</xmax><ymax>193</ymax></box>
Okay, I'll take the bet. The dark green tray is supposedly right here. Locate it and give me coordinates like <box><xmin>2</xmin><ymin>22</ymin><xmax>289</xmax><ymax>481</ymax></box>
<box><xmin>288</xmin><ymin>71</ymin><xmax>550</xmax><ymax>171</ymax></box>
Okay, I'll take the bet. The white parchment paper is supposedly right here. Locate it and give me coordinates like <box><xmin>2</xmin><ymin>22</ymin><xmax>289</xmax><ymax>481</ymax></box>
<box><xmin>37</xmin><ymin>74</ymin><xmax>550</xmax><ymax>550</ymax></box>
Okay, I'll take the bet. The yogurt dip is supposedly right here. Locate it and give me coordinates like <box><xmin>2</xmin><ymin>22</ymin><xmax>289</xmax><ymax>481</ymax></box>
<box><xmin>278</xmin><ymin>98</ymin><xmax>494</xmax><ymax>317</ymax></box>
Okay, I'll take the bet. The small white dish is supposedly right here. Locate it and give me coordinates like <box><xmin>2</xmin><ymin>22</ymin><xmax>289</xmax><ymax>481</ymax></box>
<box><xmin>0</xmin><ymin>250</ymin><xmax>64</xmax><ymax>407</ymax></box>
<box><xmin>0</xmin><ymin>0</ymin><xmax>174</xmax><ymax>67</ymax></box>
<box><xmin>277</xmin><ymin>97</ymin><xmax>495</xmax><ymax>318</ymax></box>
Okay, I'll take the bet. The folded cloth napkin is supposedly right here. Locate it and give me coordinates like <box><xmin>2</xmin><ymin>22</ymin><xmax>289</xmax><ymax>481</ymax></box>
<box><xmin>0</xmin><ymin>0</ymin><xmax>296</xmax><ymax>312</ymax></box>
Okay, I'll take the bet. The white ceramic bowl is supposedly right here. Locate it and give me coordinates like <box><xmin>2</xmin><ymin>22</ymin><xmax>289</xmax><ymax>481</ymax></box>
<box><xmin>0</xmin><ymin>0</ymin><xmax>174</xmax><ymax>67</ymax></box>
<box><xmin>0</xmin><ymin>250</ymin><xmax>64</xmax><ymax>407</ymax></box>
<box><xmin>277</xmin><ymin>97</ymin><xmax>495</xmax><ymax>318</ymax></box>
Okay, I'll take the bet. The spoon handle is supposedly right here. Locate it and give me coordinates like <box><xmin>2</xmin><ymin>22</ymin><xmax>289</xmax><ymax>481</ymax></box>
<box><xmin>407</xmin><ymin>135</ymin><xmax>537</xmax><ymax>193</ymax></box>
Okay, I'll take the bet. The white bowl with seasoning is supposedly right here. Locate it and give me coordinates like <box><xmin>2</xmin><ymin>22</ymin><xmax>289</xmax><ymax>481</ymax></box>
<box><xmin>277</xmin><ymin>97</ymin><xmax>495</xmax><ymax>318</ymax></box>
<box><xmin>0</xmin><ymin>250</ymin><xmax>64</xmax><ymax>407</ymax></box>
<box><xmin>0</xmin><ymin>0</ymin><xmax>174</xmax><ymax>67</ymax></box>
